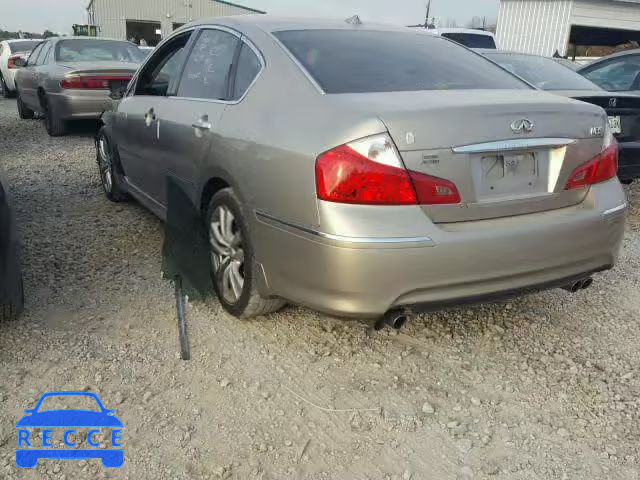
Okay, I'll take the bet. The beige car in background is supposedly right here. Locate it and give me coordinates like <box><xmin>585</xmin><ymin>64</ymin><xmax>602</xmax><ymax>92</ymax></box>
<box><xmin>14</xmin><ymin>37</ymin><xmax>143</xmax><ymax>136</ymax></box>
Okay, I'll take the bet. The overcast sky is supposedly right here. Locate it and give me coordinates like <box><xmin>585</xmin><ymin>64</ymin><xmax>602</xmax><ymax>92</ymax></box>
<box><xmin>0</xmin><ymin>0</ymin><xmax>499</xmax><ymax>34</ymax></box>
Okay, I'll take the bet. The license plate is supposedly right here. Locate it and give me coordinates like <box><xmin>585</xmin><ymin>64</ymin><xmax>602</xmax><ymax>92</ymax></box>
<box><xmin>482</xmin><ymin>153</ymin><xmax>537</xmax><ymax>179</ymax></box>
<box><xmin>608</xmin><ymin>116</ymin><xmax>622</xmax><ymax>134</ymax></box>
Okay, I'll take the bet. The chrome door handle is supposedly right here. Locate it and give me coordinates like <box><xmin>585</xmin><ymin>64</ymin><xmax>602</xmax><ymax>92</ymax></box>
<box><xmin>192</xmin><ymin>116</ymin><xmax>212</xmax><ymax>130</ymax></box>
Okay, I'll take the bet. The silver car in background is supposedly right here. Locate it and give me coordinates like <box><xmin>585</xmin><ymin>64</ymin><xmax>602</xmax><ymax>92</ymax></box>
<box><xmin>14</xmin><ymin>37</ymin><xmax>143</xmax><ymax>136</ymax></box>
<box><xmin>97</xmin><ymin>17</ymin><xmax>626</xmax><ymax>322</ymax></box>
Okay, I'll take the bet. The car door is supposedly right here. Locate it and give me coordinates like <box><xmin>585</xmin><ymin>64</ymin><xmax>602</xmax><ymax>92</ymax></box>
<box><xmin>18</xmin><ymin>42</ymin><xmax>43</xmax><ymax>109</ymax></box>
<box><xmin>115</xmin><ymin>31</ymin><xmax>194</xmax><ymax>209</ymax></box>
<box><xmin>581</xmin><ymin>55</ymin><xmax>640</xmax><ymax>94</ymax></box>
<box><xmin>153</xmin><ymin>27</ymin><xmax>242</xmax><ymax>207</ymax></box>
<box><xmin>33</xmin><ymin>42</ymin><xmax>52</xmax><ymax>92</ymax></box>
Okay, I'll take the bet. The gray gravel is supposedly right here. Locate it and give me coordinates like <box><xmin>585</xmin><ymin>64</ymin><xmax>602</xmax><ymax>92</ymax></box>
<box><xmin>0</xmin><ymin>96</ymin><xmax>639</xmax><ymax>479</ymax></box>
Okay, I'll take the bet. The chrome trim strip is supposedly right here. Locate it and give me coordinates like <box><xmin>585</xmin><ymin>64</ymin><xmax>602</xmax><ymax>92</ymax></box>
<box><xmin>255</xmin><ymin>211</ymin><xmax>435</xmax><ymax>246</ymax></box>
<box><xmin>452</xmin><ymin>138</ymin><xmax>576</xmax><ymax>154</ymax></box>
<box><xmin>602</xmin><ymin>203</ymin><xmax>627</xmax><ymax>217</ymax></box>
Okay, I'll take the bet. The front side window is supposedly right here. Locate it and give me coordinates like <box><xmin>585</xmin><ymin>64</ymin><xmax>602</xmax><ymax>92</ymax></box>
<box><xmin>55</xmin><ymin>39</ymin><xmax>143</xmax><ymax>63</ymax></box>
<box><xmin>26</xmin><ymin>43</ymin><xmax>43</xmax><ymax>66</ymax></box>
<box><xmin>274</xmin><ymin>29</ymin><xmax>529</xmax><ymax>94</ymax></box>
<box><xmin>582</xmin><ymin>56</ymin><xmax>640</xmax><ymax>91</ymax></box>
<box><xmin>135</xmin><ymin>33</ymin><xmax>191</xmax><ymax>96</ymax></box>
<box><xmin>177</xmin><ymin>29</ymin><xmax>238</xmax><ymax>100</ymax></box>
<box><xmin>231</xmin><ymin>43</ymin><xmax>261</xmax><ymax>100</ymax></box>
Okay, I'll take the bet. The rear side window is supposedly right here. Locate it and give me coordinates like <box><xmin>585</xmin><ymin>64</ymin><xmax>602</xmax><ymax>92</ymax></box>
<box><xmin>36</xmin><ymin>43</ymin><xmax>52</xmax><ymax>65</ymax></box>
<box><xmin>231</xmin><ymin>43</ymin><xmax>261</xmax><ymax>100</ymax></box>
<box><xmin>274</xmin><ymin>29</ymin><xmax>528</xmax><ymax>94</ymax></box>
<box><xmin>177</xmin><ymin>29</ymin><xmax>238</xmax><ymax>100</ymax></box>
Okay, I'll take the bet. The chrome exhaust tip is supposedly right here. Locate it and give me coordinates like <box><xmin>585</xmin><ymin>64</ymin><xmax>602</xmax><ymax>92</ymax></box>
<box><xmin>375</xmin><ymin>309</ymin><xmax>408</xmax><ymax>331</ymax></box>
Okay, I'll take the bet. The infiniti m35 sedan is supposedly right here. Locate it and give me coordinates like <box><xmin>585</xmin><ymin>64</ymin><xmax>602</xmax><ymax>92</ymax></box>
<box><xmin>96</xmin><ymin>16</ymin><xmax>627</xmax><ymax>320</ymax></box>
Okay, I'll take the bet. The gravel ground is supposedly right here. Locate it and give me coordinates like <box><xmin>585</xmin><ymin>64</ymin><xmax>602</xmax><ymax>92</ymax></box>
<box><xmin>0</xmin><ymin>96</ymin><xmax>639</xmax><ymax>480</ymax></box>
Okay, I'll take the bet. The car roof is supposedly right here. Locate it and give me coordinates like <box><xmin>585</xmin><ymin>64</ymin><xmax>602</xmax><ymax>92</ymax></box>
<box><xmin>185</xmin><ymin>15</ymin><xmax>435</xmax><ymax>35</ymax></box>
<box><xmin>578</xmin><ymin>48</ymin><xmax>640</xmax><ymax>70</ymax></box>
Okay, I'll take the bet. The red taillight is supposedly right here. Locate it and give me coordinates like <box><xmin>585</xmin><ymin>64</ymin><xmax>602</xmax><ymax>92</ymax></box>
<box><xmin>565</xmin><ymin>139</ymin><xmax>618</xmax><ymax>190</ymax></box>
<box><xmin>315</xmin><ymin>134</ymin><xmax>461</xmax><ymax>205</ymax></box>
<box><xmin>7</xmin><ymin>55</ymin><xmax>20</xmax><ymax>69</ymax></box>
<box><xmin>409</xmin><ymin>170</ymin><xmax>462</xmax><ymax>205</ymax></box>
<box><xmin>60</xmin><ymin>75</ymin><xmax>132</xmax><ymax>90</ymax></box>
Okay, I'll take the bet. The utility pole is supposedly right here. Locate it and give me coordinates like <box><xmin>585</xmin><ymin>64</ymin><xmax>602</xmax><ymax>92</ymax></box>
<box><xmin>424</xmin><ymin>0</ymin><xmax>432</xmax><ymax>28</ymax></box>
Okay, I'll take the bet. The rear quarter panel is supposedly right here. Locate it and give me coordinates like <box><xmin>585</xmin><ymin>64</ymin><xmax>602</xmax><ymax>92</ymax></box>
<box><xmin>205</xmin><ymin>24</ymin><xmax>387</xmax><ymax>229</ymax></box>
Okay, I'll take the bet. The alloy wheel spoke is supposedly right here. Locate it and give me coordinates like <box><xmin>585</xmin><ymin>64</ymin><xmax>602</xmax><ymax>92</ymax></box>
<box><xmin>210</xmin><ymin>221</ymin><xmax>231</xmax><ymax>248</ymax></box>
<box><xmin>229</xmin><ymin>261</ymin><xmax>244</xmax><ymax>299</ymax></box>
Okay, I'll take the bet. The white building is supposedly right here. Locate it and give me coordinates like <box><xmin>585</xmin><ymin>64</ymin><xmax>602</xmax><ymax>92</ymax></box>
<box><xmin>496</xmin><ymin>0</ymin><xmax>640</xmax><ymax>57</ymax></box>
<box><xmin>86</xmin><ymin>0</ymin><xmax>264</xmax><ymax>45</ymax></box>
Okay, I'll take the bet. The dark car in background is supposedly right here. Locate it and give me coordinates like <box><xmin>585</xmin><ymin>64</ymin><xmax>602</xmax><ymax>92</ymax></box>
<box><xmin>578</xmin><ymin>49</ymin><xmax>640</xmax><ymax>96</ymax></box>
<box><xmin>14</xmin><ymin>37</ymin><xmax>143</xmax><ymax>136</ymax></box>
<box><xmin>482</xmin><ymin>50</ymin><xmax>640</xmax><ymax>183</ymax></box>
<box><xmin>0</xmin><ymin>165</ymin><xmax>23</xmax><ymax>322</ymax></box>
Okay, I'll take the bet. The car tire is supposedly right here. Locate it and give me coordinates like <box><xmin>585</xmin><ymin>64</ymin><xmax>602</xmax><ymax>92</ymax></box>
<box><xmin>16</xmin><ymin>93</ymin><xmax>34</xmax><ymax>119</ymax></box>
<box><xmin>0</xmin><ymin>74</ymin><xmax>11</xmax><ymax>98</ymax></box>
<box><xmin>96</xmin><ymin>129</ymin><xmax>130</xmax><ymax>202</ymax></box>
<box><xmin>1</xmin><ymin>274</ymin><xmax>24</xmax><ymax>323</ymax></box>
<box><xmin>207</xmin><ymin>188</ymin><xmax>285</xmax><ymax>319</ymax></box>
<box><xmin>44</xmin><ymin>96</ymin><xmax>66</xmax><ymax>136</ymax></box>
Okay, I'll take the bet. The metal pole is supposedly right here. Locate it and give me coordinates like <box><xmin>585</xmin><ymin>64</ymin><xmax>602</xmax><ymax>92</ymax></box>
<box><xmin>174</xmin><ymin>276</ymin><xmax>190</xmax><ymax>360</ymax></box>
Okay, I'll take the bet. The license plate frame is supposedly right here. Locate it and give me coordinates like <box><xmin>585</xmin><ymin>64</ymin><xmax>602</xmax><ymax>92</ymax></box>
<box><xmin>608</xmin><ymin>116</ymin><xmax>622</xmax><ymax>134</ymax></box>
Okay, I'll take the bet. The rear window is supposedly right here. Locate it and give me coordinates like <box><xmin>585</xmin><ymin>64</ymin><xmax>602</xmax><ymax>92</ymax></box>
<box><xmin>8</xmin><ymin>40</ymin><xmax>41</xmax><ymax>53</ymax></box>
<box><xmin>441</xmin><ymin>32</ymin><xmax>496</xmax><ymax>49</ymax></box>
<box><xmin>274</xmin><ymin>30</ymin><xmax>528</xmax><ymax>94</ymax></box>
<box><xmin>55</xmin><ymin>39</ymin><xmax>143</xmax><ymax>63</ymax></box>
<box><xmin>486</xmin><ymin>53</ymin><xmax>600</xmax><ymax>91</ymax></box>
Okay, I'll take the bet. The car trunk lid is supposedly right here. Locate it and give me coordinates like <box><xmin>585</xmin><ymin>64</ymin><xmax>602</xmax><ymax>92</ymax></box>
<box><xmin>330</xmin><ymin>90</ymin><xmax>608</xmax><ymax>223</ymax></box>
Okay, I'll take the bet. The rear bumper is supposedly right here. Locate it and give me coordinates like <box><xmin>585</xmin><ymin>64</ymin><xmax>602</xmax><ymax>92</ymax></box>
<box><xmin>48</xmin><ymin>90</ymin><xmax>113</xmax><ymax>120</ymax></box>
<box><xmin>618</xmin><ymin>141</ymin><xmax>640</xmax><ymax>180</ymax></box>
<box><xmin>253</xmin><ymin>179</ymin><xmax>626</xmax><ymax>318</ymax></box>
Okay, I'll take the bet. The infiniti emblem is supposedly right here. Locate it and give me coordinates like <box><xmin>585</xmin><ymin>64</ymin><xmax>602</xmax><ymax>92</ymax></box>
<box><xmin>609</xmin><ymin>98</ymin><xmax>617</xmax><ymax>108</ymax></box>
<box><xmin>511</xmin><ymin>118</ymin><xmax>534</xmax><ymax>134</ymax></box>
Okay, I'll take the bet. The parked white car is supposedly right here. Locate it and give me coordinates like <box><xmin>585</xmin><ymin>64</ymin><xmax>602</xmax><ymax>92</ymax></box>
<box><xmin>0</xmin><ymin>39</ymin><xmax>42</xmax><ymax>97</ymax></box>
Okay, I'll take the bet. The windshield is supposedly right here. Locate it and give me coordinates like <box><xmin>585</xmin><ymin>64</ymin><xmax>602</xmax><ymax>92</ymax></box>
<box><xmin>485</xmin><ymin>52</ymin><xmax>600</xmax><ymax>91</ymax></box>
<box><xmin>442</xmin><ymin>32</ymin><xmax>496</xmax><ymax>48</ymax></box>
<box><xmin>8</xmin><ymin>40</ymin><xmax>41</xmax><ymax>53</ymax></box>
<box><xmin>274</xmin><ymin>29</ymin><xmax>529</xmax><ymax>94</ymax></box>
<box><xmin>36</xmin><ymin>395</ymin><xmax>101</xmax><ymax>412</ymax></box>
<box><xmin>55</xmin><ymin>39</ymin><xmax>143</xmax><ymax>63</ymax></box>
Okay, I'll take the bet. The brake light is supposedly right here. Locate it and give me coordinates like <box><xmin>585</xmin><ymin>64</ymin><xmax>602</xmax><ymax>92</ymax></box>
<box><xmin>60</xmin><ymin>75</ymin><xmax>132</xmax><ymax>89</ymax></box>
<box><xmin>7</xmin><ymin>55</ymin><xmax>20</xmax><ymax>69</ymax></box>
<box><xmin>565</xmin><ymin>137</ymin><xmax>618</xmax><ymax>190</ymax></box>
<box><xmin>315</xmin><ymin>134</ymin><xmax>461</xmax><ymax>205</ymax></box>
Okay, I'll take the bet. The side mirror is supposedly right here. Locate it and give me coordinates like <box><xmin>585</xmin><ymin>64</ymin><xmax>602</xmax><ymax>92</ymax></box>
<box><xmin>13</xmin><ymin>57</ymin><xmax>27</xmax><ymax>68</ymax></box>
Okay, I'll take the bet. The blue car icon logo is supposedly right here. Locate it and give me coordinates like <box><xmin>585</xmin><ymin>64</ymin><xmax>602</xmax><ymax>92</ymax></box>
<box><xmin>16</xmin><ymin>391</ymin><xmax>123</xmax><ymax>468</ymax></box>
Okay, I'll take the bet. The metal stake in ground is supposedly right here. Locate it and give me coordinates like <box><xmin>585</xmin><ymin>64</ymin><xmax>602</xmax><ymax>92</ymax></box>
<box><xmin>162</xmin><ymin>177</ymin><xmax>215</xmax><ymax>361</ymax></box>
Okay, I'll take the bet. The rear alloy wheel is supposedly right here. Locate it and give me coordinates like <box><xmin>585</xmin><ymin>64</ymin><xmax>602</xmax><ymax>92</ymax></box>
<box><xmin>207</xmin><ymin>189</ymin><xmax>285</xmax><ymax>318</ymax></box>
<box><xmin>44</xmin><ymin>96</ymin><xmax>66</xmax><ymax>136</ymax></box>
<box><xmin>16</xmin><ymin>93</ymin><xmax>34</xmax><ymax>119</ymax></box>
<box><xmin>96</xmin><ymin>130</ymin><xmax>129</xmax><ymax>202</ymax></box>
